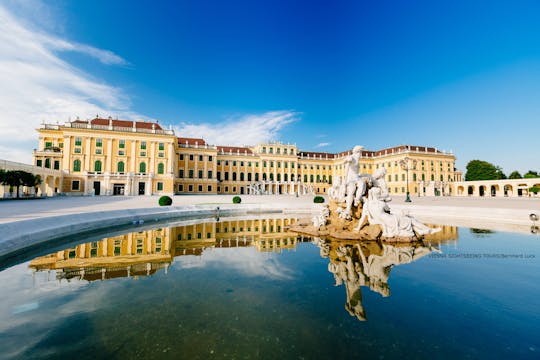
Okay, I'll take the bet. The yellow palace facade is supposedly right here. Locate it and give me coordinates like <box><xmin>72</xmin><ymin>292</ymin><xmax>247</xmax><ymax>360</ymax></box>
<box><xmin>33</xmin><ymin>117</ymin><xmax>460</xmax><ymax>196</ymax></box>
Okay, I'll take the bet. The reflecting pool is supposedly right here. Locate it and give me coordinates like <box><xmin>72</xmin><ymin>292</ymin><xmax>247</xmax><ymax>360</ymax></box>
<box><xmin>0</xmin><ymin>216</ymin><xmax>539</xmax><ymax>359</ymax></box>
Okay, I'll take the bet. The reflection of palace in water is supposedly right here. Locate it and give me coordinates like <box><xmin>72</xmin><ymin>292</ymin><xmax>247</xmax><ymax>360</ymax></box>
<box><xmin>313</xmin><ymin>225</ymin><xmax>458</xmax><ymax>321</ymax></box>
<box><xmin>29</xmin><ymin>217</ymin><xmax>305</xmax><ymax>282</ymax></box>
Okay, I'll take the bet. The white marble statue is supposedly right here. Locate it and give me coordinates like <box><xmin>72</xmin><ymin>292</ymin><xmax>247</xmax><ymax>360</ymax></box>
<box><xmin>342</xmin><ymin>145</ymin><xmax>370</xmax><ymax>219</ymax></box>
<box><xmin>356</xmin><ymin>187</ymin><xmax>441</xmax><ymax>237</ymax></box>
<box><xmin>312</xmin><ymin>204</ymin><xmax>330</xmax><ymax>230</ymax></box>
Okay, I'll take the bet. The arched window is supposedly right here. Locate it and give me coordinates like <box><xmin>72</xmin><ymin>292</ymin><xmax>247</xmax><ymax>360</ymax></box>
<box><xmin>284</xmin><ymin>174</ymin><xmax>288</xmax><ymax>181</ymax></box>
<box><xmin>139</xmin><ymin>162</ymin><xmax>146</xmax><ymax>174</ymax></box>
<box><xmin>431</xmin><ymin>174</ymin><xmax>435</xmax><ymax>181</ymax></box>
<box><xmin>94</xmin><ymin>160</ymin><xmax>102</xmax><ymax>172</ymax></box>
<box><xmin>45</xmin><ymin>158</ymin><xmax>50</xmax><ymax>168</ymax></box>
<box><xmin>117</xmin><ymin>161</ymin><xmax>125</xmax><ymax>173</ymax></box>
<box><xmin>262</xmin><ymin>173</ymin><xmax>267</xmax><ymax>181</ymax></box>
<box><xmin>269</xmin><ymin>173</ymin><xmax>274</xmax><ymax>181</ymax></box>
<box><xmin>277</xmin><ymin>173</ymin><xmax>281</xmax><ymax>181</ymax></box>
<box><xmin>157</xmin><ymin>163</ymin><xmax>164</xmax><ymax>174</ymax></box>
<box><xmin>291</xmin><ymin>174</ymin><xmax>295</xmax><ymax>181</ymax></box>
<box><xmin>233</xmin><ymin>172</ymin><xmax>237</xmax><ymax>181</ymax></box>
<box><xmin>240</xmin><ymin>173</ymin><xmax>245</xmax><ymax>181</ymax></box>
<box><xmin>304</xmin><ymin>174</ymin><xmax>308</xmax><ymax>183</ymax></box>
<box><xmin>73</xmin><ymin>159</ymin><xmax>81</xmax><ymax>172</ymax></box>
<box><xmin>413</xmin><ymin>173</ymin><xmax>417</xmax><ymax>181</ymax></box>
<box><xmin>255</xmin><ymin>173</ymin><xmax>259</xmax><ymax>181</ymax></box>
<box><xmin>310</xmin><ymin>174</ymin><xmax>314</xmax><ymax>183</ymax></box>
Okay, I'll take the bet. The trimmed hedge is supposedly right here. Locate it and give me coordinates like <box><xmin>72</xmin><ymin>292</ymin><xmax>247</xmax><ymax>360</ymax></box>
<box><xmin>232</xmin><ymin>196</ymin><xmax>242</xmax><ymax>204</ymax></box>
<box><xmin>313</xmin><ymin>196</ymin><xmax>325</xmax><ymax>203</ymax></box>
<box><xmin>159</xmin><ymin>195</ymin><xmax>173</xmax><ymax>206</ymax></box>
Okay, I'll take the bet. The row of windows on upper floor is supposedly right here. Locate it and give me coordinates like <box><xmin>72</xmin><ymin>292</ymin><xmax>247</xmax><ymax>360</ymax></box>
<box><xmin>181</xmin><ymin>156</ymin><xmax>334</xmax><ymax>171</ymax></box>
<box><xmin>179</xmin><ymin>169</ymin><xmax>331</xmax><ymax>183</ymax></box>
<box><xmin>181</xmin><ymin>156</ymin><xmax>454</xmax><ymax>172</ymax></box>
<box><xmin>389</xmin><ymin>173</ymin><xmax>454</xmax><ymax>182</ymax></box>
<box><xmin>45</xmin><ymin>139</ymin><xmax>167</xmax><ymax>151</ymax></box>
<box><xmin>260</xmin><ymin>146</ymin><xmax>295</xmax><ymax>155</ymax></box>
<box><xmin>71</xmin><ymin>160</ymin><xmax>167</xmax><ymax>175</ymax></box>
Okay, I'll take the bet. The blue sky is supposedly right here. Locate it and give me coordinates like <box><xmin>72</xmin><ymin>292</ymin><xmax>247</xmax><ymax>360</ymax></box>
<box><xmin>1</xmin><ymin>0</ymin><xmax>539</xmax><ymax>173</ymax></box>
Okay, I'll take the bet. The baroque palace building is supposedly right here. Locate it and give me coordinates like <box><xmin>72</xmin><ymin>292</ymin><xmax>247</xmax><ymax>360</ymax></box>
<box><xmin>33</xmin><ymin>117</ymin><xmax>460</xmax><ymax>196</ymax></box>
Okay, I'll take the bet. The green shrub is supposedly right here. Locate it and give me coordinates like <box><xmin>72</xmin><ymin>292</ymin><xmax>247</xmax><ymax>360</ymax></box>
<box><xmin>232</xmin><ymin>196</ymin><xmax>241</xmax><ymax>204</ymax></box>
<box><xmin>313</xmin><ymin>196</ymin><xmax>325</xmax><ymax>203</ymax></box>
<box><xmin>529</xmin><ymin>186</ymin><xmax>540</xmax><ymax>194</ymax></box>
<box><xmin>159</xmin><ymin>195</ymin><xmax>172</xmax><ymax>206</ymax></box>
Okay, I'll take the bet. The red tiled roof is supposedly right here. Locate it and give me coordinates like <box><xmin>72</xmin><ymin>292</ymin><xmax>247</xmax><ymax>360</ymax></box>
<box><xmin>178</xmin><ymin>137</ymin><xmax>206</xmax><ymax>145</ymax></box>
<box><xmin>89</xmin><ymin>117</ymin><xmax>163</xmax><ymax>130</ymax></box>
<box><xmin>217</xmin><ymin>146</ymin><xmax>253</xmax><ymax>154</ymax></box>
<box><xmin>374</xmin><ymin>145</ymin><xmax>441</xmax><ymax>156</ymax></box>
<box><xmin>298</xmin><ymin>151</ymin><xmax>335</xmax><ymax>159</ymax></box>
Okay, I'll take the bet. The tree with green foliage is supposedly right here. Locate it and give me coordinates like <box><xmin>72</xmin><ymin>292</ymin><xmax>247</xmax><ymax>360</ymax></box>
<box><xmin>465</xmin><ymin>160</ymin><xmax>506</xmax><ymax>181</ymax></box>
<box><xmin>508</xmin><ymin>171</ymin><xmax>522</xmax><ymax>179</ymax></box>
<box><xmin>524</xmin><ymin>170</ymin><xmax>539</xmax><ymax>179</ymax></box>
<box><xmin>529</xmin><ymin>186</ymin><xmax>540</xmax><ymax>194</ymax></box>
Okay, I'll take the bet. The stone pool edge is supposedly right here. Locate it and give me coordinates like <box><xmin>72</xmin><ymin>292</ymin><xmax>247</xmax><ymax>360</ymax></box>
<box><xmin>0</xmin><ymin>203</ymin><xmax>319</xmax><ymax>259</ymax></box>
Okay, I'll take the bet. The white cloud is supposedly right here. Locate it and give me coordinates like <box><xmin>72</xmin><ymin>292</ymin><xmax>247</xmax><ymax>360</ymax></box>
<box><xmin>0</xmin><ymin>4</ymin><xmax>140</xmax><ymax>164</ymax></box>
<box><xmin>175</xmin><ymin>110</ymin><xmax>299</xmax><ymax>146</ymax></box>
<box><xmin>316</xmin><ymin>142</ymin><xmax>331</xmax><ymax>148</ymax></box>
<box><xmin>173</xmin><ymin>246</ymin><xmax>294</xmax><ymax>280</ymax></box>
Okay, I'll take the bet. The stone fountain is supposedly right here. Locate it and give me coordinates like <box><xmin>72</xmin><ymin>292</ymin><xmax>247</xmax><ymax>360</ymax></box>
<box><xmin>290</xmin><ymin>145</ymin><xmax>441</xmax><ymax>242</ymax></box>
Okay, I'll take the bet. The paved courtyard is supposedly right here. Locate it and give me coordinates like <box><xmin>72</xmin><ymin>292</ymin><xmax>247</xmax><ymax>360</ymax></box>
<box><xmin>0</xmin><ymin>194</ymin><xmax>539</xmax><ymax>225</ymax></box>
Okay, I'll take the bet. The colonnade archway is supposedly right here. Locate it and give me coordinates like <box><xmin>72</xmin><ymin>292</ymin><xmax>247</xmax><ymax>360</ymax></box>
<box><xmin>454</xmin><ymin>178</ymin><xmax>540</xmax><ymax>197</ymax></box>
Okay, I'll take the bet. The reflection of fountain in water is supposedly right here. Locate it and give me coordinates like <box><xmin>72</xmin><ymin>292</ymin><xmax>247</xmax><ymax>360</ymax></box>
<box><xmin>313</xmin><ymin>237</ymin><xmax>440</xmax><ymax>321</ymax></box>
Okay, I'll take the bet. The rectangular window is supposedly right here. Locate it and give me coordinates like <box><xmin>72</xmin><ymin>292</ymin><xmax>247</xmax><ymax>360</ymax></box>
<box><xmin>59</xmin><ymin>143</ymin><xmax>63</xmax><ymax>148</ymax></box>
<box><xmin>189</xmin><ymin>154</ymin><xmax>194</xmax><ymax>161</ymax></box>
<box><xmin>74</xmin><ymin>148</ymin><xmax>81</xmax><ymax>154</ymax></box>
<box><xmin>75</xmin><ymin>137</ymin><xmax>82</xmax><ymax>146</ymax></box>
<box><xmin>45</xmin><ymin>141</ymin><xmax>52</xmax><ymax>148</ymax></box>
<box><xmin>199</xmin><ymin>155</ymin><xmax>203</xmax><ymax>161</ymax></box>
<box><xmin>95</xmin><ymin>149</ymin><xmax>102</xmax><ymax>155</ymax></box>
<box><xmin>198</xmin><ymin>185</ymin><xmax>203</xmax><ymax>192</ymax></box>
<box><xmin>217</xmin><ymin>160</ymin><xmax>221</xmax><ymax>165</ymax></box>
<box><xmin>158</xmin><ymin>152</ymin><xmax>164</xmax><ymax>158</ymax></box>
<box><xmin>159</xmin><ymin>142</ymin><xmax>164</xmax><ymax>151</ymax></box>
<box><xmin>189</xmin><ymin>170</ymin><xmax>194</xmax><ymax>178</ymax></box>
<box><xmin>36</xmin><ymin>159</ymin><xmax>42</xmax><ymax>167</ymax></box>
<box><xmin>54</xmin><ymin>161</ymin><xmax>60</xmax><ymax>170</ymax></box>
<box><xmin>118</xmin><ymin>150</ymin><xmax>125</xmax><ymax>156</ymax></box>
<box><xmin>140</xmin><ymin>141</ymin><xmax>147</xmax><ymax>150</ymax></box>
<box><xmin>208</xmin><ymin>170</ymin><xmax>212</xmax><ymax>179</ymax></box>
<box><xmin>208</xmin><ymin>156</ymin><xmax>213</xmax><ymax>161</ymax></box>
<box><xmin>225</xmin><ymin>160</ymin><xmax>229</xmax><ymax>166</ymax></box>
<box><xmin>71</xmin><ymin>180</ymin><xmax>80</xmax><ymax>191</ymax></box>
<box><xmin>207</xmin><ymin>185</ymin><xmax>212</xmax><ymax>192</ymax></box>
<box><xmin>178</xmin><ymin>184</ymin><xmax>184</xmax><ymax>192</ymax></box>
<box><xmin>140</xmin><ymin>151</ymin><xmax>146</xmax><ymax>157</ymax></box>
<box><xmin>157</xmin><ymin>182</ymin><xmax>163</xmax><ymax>191</ymax></box>
<box><xmin>188</xmin><ymin>185</ymin><xmax>193</xmax><ymax>192</ymax></box>
<box><xmin>198</xmin><ymin>170</ymin><xmax>203</xmax><ymax>178</ymax></box>
<box><xmin>96</xmin><ymin>138</ymin><xmax>102</xmax><ymax>147</ymax></box>
<box><xmin>240</xmin><ymin>161</ymin><xmax>244</xmax><ymax>166</ymax></box>
<box><xmin>119</xmin><ymin>139</ymin><xmax>125</xmax><ymax>148</ymax></box>
<box><xmin>179</xmin><ymin>169</ymin><xmax>184</xmax><ymax>178</ymax></box>
<box><xmin>180</xmin><ymin>154</ymin><xmax>184</xmax><ymax>160</ymax></box>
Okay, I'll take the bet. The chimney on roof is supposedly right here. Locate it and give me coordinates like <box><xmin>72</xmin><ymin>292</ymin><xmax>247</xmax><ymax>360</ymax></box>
<box><xmin>132</xmin><ymin>120</ymin><xmax>136</xmax><ymax>132</ymax></box>
<box><xmin>108</xmin><ymin>116</ymin><xmax>113</xmax><ymax>129</ymax></box>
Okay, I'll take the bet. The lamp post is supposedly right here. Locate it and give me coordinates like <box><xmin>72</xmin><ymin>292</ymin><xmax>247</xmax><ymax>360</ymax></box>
<box><xmin>399</xmin><ymin>157</ymin><xmax>417</xmax><ymax>202</ymax></box>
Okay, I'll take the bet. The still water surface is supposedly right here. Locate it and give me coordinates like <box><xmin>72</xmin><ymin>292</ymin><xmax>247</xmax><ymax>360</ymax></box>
<box><xmin>0</xmin><ymin>216</ymin><xmax>539</xmax><ymax>359</ymax></box>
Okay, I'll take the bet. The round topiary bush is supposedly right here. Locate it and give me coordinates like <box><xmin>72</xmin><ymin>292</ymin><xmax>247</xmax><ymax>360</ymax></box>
<box><xmin>159</xmin><ymin>195</ymin><xmax>172</xmax><ymax>206</ymax></box>
<box><xmin>313</xmin><ymin>196</ymin><xmax>325</xmax><ymax>203</ymax></box>
<box><xmin>232</xmin><ymin>196</ymin><xmax>241</xmax><ymax>204</ymax></box>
